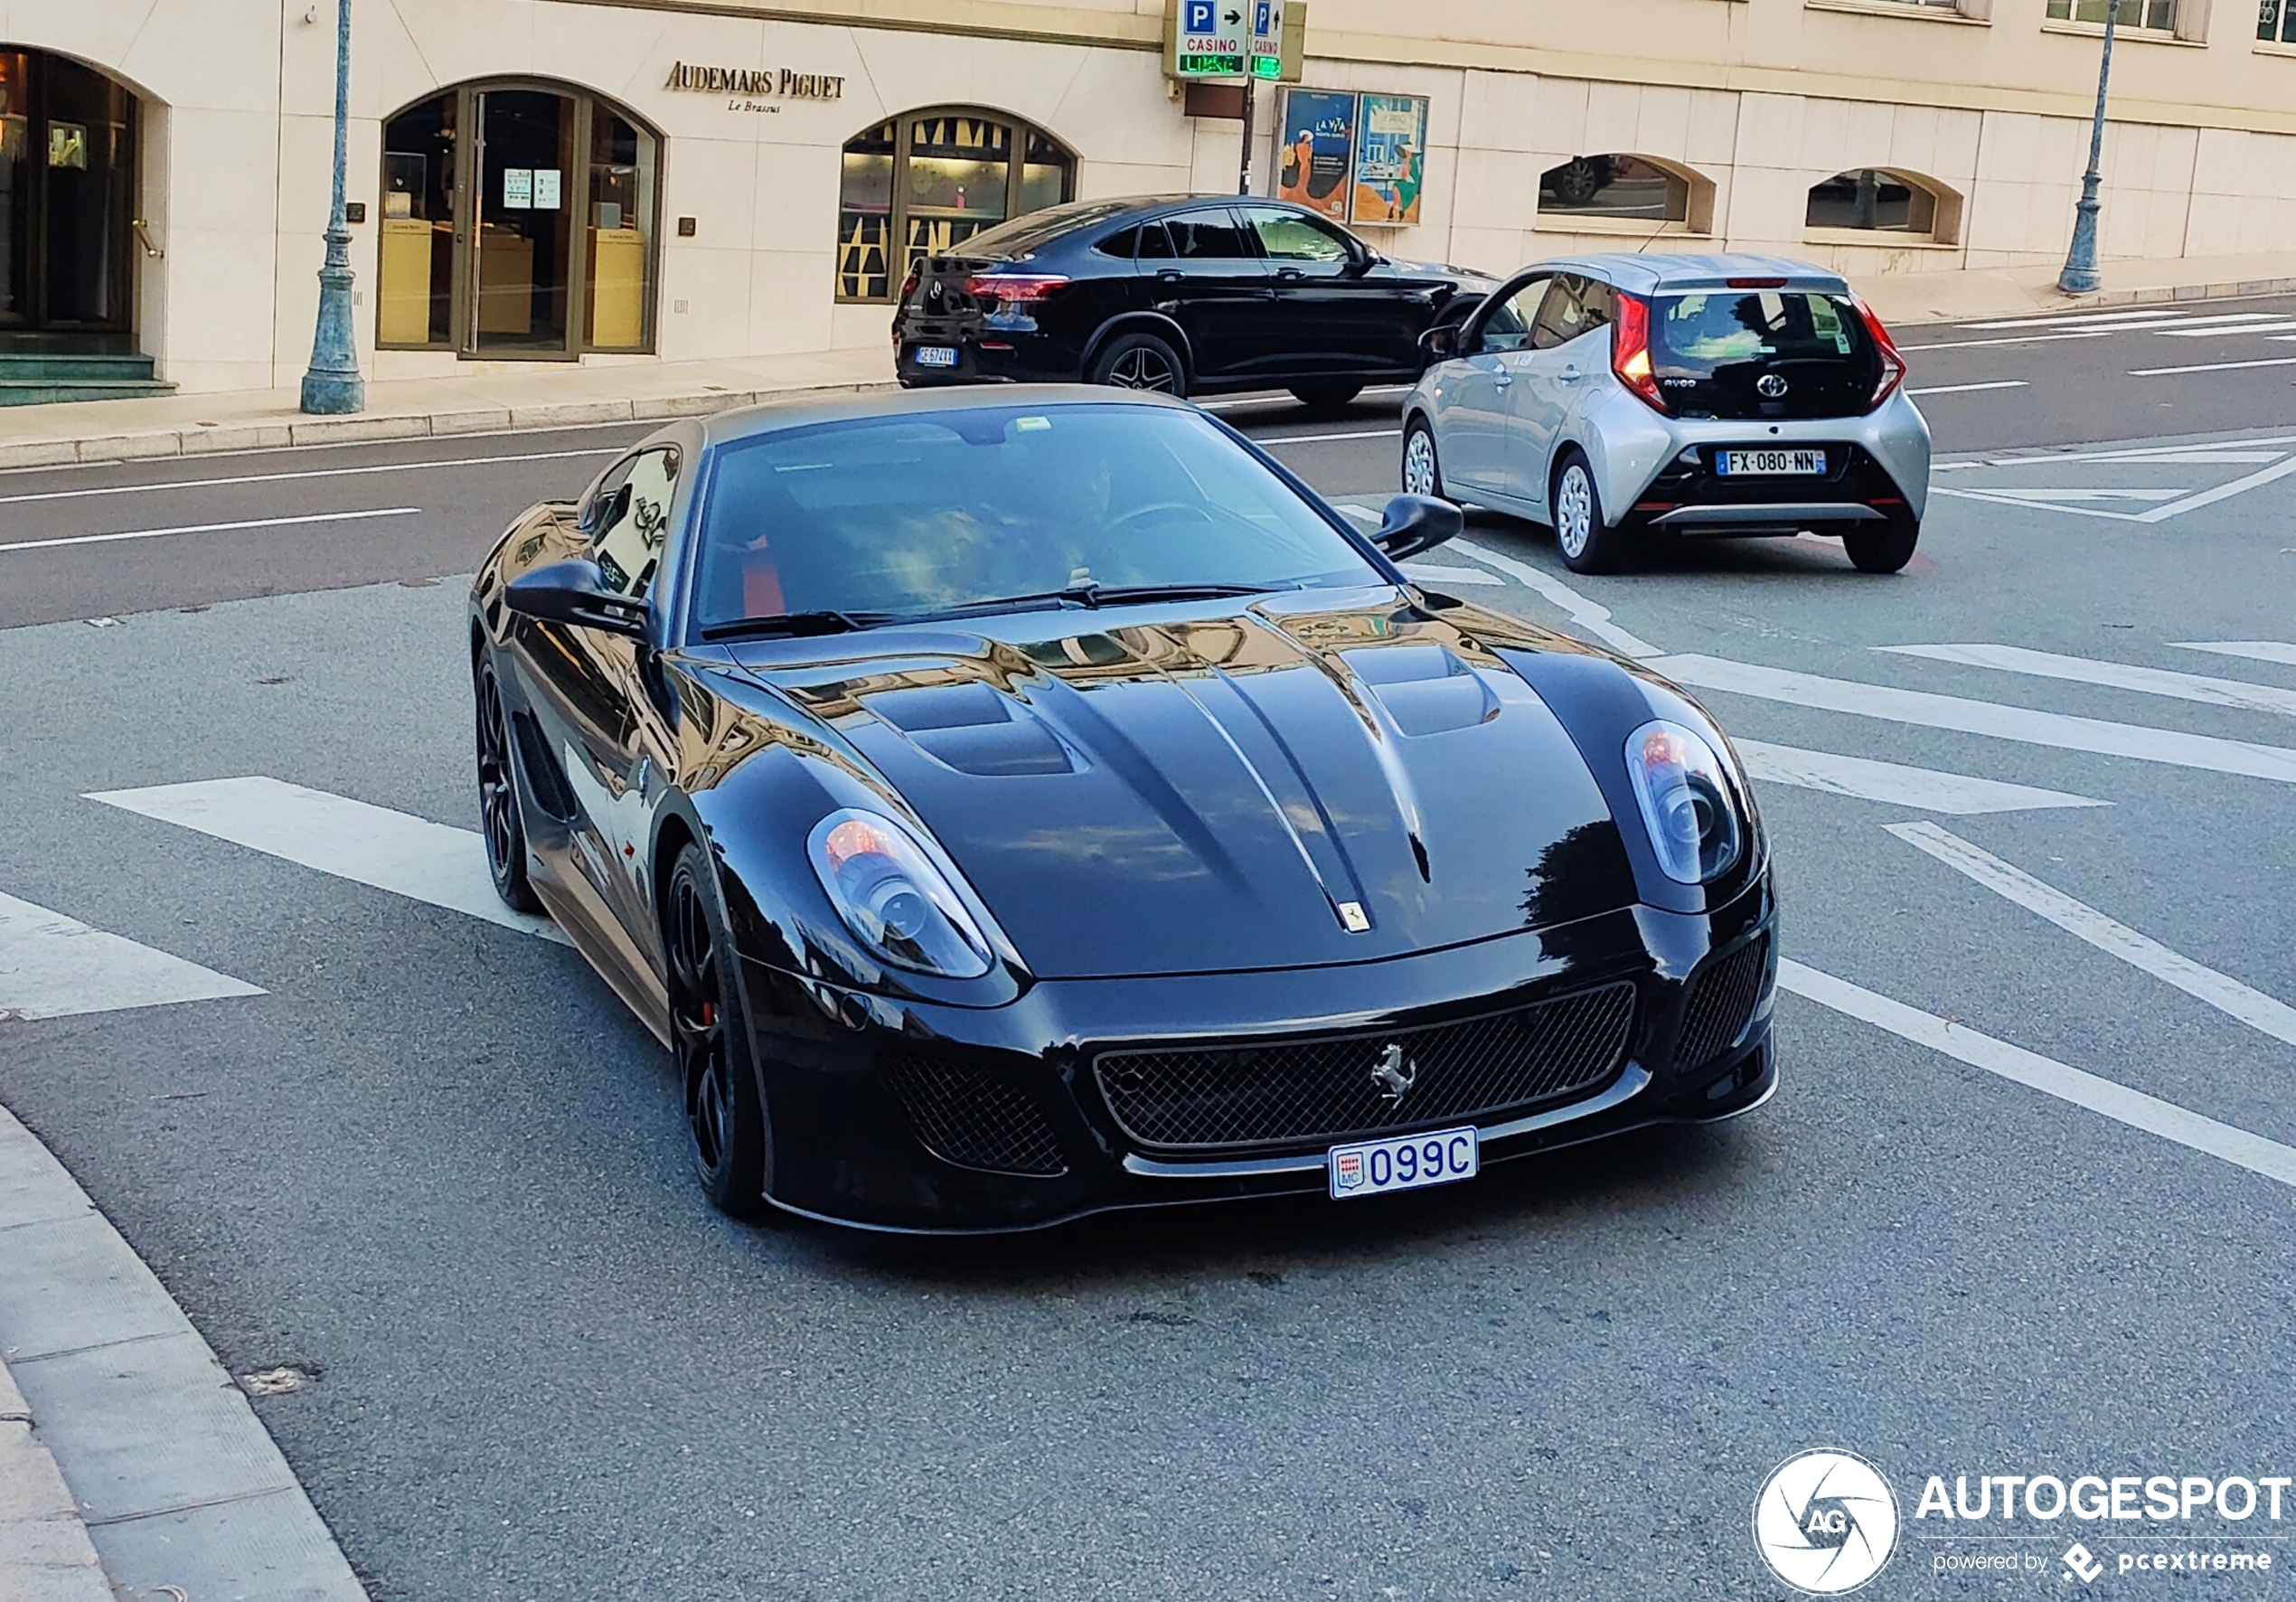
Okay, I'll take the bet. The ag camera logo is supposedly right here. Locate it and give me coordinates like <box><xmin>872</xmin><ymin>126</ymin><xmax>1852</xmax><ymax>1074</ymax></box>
<box><xmin>1754</xmin><ymin>1449</ymin><xmax>1900</xmax><ymax>1594</ymax></box>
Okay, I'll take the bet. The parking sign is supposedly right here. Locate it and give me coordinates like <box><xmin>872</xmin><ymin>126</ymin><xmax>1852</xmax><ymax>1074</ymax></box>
<box><xmin>1173</xmin><ymin>0</ymin><xmax>1247</xmax><ymax>79</ymax></box>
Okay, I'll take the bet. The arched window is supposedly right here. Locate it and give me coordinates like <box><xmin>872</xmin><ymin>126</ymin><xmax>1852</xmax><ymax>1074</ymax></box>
<box><xmin>1536</xmin><ymin>154</ymin><xmax>1713</xmax><ymax>233</ymax></box>
<box><xmin>378</xmin><ymin>81</ymin><xmax>660</xmax><ymax>355</ymax></box>
<box><xmin>1805</xmin><ymin>169</ymin><xmax>1961</xmax><ymax>244</ymax></box>
<box><xmin>837</xmin><ymin>108</ymin><xmax>1074</xmax><ymax>303</ymax></box>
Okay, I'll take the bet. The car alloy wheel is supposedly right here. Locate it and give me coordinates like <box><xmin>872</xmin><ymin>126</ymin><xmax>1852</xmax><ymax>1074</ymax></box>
<box><xmin>474</xmin><ymin>661</ymin><xmax>541</xmax><ymax>912</ymax></box>
<box><xmin>664</xmin><ymin>843</ymin><xmax>771</xmax><ymax>1217</ymax></box>
<box><xmin>1107</xmin><ymin>345</ymin><xmax>1178</xmax><ymax>392</ymax></box>
<box><xmin>1555</xmin><ymin>464</ymin><xmax>1595</xmax><ymax>560</ymax></box>
<box><xmin>1403</xmin><ymin>424</ymin><xmax>1442</xmax><ymax>499</ymax></box>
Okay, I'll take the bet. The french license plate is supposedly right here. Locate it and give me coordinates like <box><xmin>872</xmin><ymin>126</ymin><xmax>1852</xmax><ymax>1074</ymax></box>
<box><xmin>1329</xmin><ymin>1126</ymin><xmax>1479</xmax><ymax>1201</ymax></box>
<box><xmin>913</xmin><ymin>345</ymin><xmax>959</xmax><ymax>369</ymax></box>
<box><xmin>1718</xmin><ymin>448</ymin><xmax>1825</xmax><ymax>476</ymax></box>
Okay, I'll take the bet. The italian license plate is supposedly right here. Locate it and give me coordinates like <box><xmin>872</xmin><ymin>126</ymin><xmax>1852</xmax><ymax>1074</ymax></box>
<box><xmin>1718</xmin><ymin>448</ymin><xmax>1825</xmax><ymax>476</ymax></box>
<box><xmin>1328</xmin><ymin>1126</ymin><xmax>1479</xmax><ymax>1201</ymax></box>
<box><xmin>913</xmin><ymin>345</ymin><xmax>959</xmax><ymax>369</ymax></box>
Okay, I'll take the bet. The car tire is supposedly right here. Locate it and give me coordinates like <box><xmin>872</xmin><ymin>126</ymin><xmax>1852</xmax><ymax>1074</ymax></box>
<box><xmin>1401</xmin><ymin>416</ymin><xmax>1446</xmax><ymax>500</ymax></box>
<box><xmin>475</xmin><ymin>658</ymin><xmax>543</xmax><ymax>914</ymax></box>
<box><xmin>1289</xmin><ymin>382</ymin><xmax>1363</xmax><ymax>414</ymax></box>
<box><xmin>1843</xmin><ymin>519</ymin><xmax>1920</xmax><ymax>574</ymax></box>
<box><xmin>1089</xmin><ymin>332</ymin><xmax>1187</xmax><ymax>398</ymax></box>
<box><xmin>1550</xmin><ymin>448</ymin><xmax>1624</xmax><ymax>575</ymax></box>
<box><xmin>663</xmin><ymin>841</ymin><xmax>774</xmax><ymax>1219</ymax></box>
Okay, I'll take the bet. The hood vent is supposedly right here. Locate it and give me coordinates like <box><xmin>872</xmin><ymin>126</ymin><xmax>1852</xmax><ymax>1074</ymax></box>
<box><xmin>862</xmin><ymin>680</ymin><xmax>1083</xmax><ymax>777</ymax></box>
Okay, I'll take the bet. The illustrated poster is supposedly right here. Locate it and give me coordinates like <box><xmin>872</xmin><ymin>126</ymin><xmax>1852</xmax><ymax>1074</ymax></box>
<box><xmin>1276</xmin><ymin>90</ymin><xmax>1356</xmax><ymax>223</ymax></box>
<box><xmin>1351</xmin><ymin>94</ymin><xmax>1428</xmax><ymax>226</ymax></box>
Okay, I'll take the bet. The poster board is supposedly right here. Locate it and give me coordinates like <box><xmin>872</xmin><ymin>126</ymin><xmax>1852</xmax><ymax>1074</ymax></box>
<box><xmin>1275</xmin><ymin>89</ymin><xmax>1356</xmax><ymax>223</ymax></box>
<box><xmin>1350</xmin><ymin>93</ymin><xmax>1428</xmax><ymax>226</ymax></box>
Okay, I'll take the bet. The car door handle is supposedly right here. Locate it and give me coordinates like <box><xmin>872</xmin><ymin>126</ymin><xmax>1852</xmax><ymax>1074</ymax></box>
<box><xmin>1494</xmin><ymin>372</ymin><xmax>1512</xmax><ymax>388</ymax></box>
<box><xmin>1562</xmin><ymin>366</ymin><xmax>1587</xmax><ymax>382</ymax></box>
<box><xmin>1156</xmin><ymin>269</ymin><xmax>1184</xmax><ymax>284</ymax></box>
<box><xmin>1275</xmin><ymin>267</ymin><xmax>1304</xmax><ymax>282</ymax></box>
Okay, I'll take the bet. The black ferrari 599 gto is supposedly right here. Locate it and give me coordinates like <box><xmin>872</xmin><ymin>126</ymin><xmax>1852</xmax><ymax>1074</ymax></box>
<box><xmin>469</xmin><ymin>387</ymin><xmax>1776</xmax><ymax>1231</ymax></box>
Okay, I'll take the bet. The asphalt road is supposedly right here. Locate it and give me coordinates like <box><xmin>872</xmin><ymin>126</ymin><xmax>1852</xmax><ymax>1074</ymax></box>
<box><xmin>5</xmin><ymin>320</ymin><xmax>2296</xmax><ymax>1600</ymax></box>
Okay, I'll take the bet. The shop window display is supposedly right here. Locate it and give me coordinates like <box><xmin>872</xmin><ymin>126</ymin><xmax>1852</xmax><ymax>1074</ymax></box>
<box><xmin>836</xmin><ymin>109</ymin><xmax>1074</xmax><ymax>304</ymax></box>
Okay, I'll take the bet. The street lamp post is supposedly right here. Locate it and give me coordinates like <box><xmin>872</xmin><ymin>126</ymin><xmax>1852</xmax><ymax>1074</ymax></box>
<box><xmin>299</xmin><ymin>0</ymin><xmax>364</xmax><ymax>414</ymax></box>
<box><xmin>2057</xmin><ymin>2</ymin><xmax>2120</xmax><ymax>296</ymax></box>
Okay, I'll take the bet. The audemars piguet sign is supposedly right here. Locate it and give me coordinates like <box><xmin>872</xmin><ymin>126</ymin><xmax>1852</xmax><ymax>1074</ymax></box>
<box><xmin>663</xmin><ymin>63</ymin><xmax>846</xmax><ymax>102</ymax></box>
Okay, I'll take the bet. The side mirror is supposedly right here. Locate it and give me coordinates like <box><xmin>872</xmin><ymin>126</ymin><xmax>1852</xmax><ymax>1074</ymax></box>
<box><xmin>1417</xmin><ymin>325</ymin><xmax>1461</xmax><ymax>363</ymax></box>
<box><xmin>503</xmin><ymin>559</ymin><xmax>650</xmax><ymax>640</ymax></box>
<box><xmin>1373</xmin><ymin>494</ymin><xmax>1465</xmax><ymax>564</ymax></box>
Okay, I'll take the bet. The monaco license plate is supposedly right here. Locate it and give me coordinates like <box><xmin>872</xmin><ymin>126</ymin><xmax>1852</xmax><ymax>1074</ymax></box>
<box><xmin>1328</xmin><ymin>1126</ymin><xmax>1479</xmax><ymax>1201</ymax></box>
<box><xmin>1718</xmin><ymin>448</ymin><xmax>1825</xmax><ymax>476</ymax></box>
<box><xmin>913</xmin><ymin>345</ymin><xmax>959</xmax><ymax>369</ymax></box>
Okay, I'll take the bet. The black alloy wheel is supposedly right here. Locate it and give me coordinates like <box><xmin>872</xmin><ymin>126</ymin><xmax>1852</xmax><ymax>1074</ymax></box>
<box><xmin>664</xmin><ymin>842</ymin><xmax>772</xmax><ymax>1218</ymax></box>
<box><xmin>1844</xmin><ymin>518</ymin><xmax>1921</xmax><ymax>574</ymax></box>
<box><xmin>475</xmin><ymin>660</ymin><xmax>542</xmax><ymax>913</ymax></box>
<box><xmin>1089</xmin><ymin>332</ymin><xmax>1186</xmax><ymax>397</ymax></box>
<box><xmin>1289</xmin><ymin>381</ymin><xmax>1363</xmax><ymax>414</ymax></box>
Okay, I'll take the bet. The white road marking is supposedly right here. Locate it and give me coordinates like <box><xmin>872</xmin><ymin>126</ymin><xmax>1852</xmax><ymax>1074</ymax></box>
<box><xmin>1887</xmin><ymin>821</ymin><xmax>2296</xmax><ymax>1051</ymax></box>
<box><xmin>1939</xmin><ymin>434</ymin><xmax>2296</xmax><ymax>469</ymax></box>
<box><xmin>1935</xmin><ymin>487</ymin><xmax>2184</xmax><ymax>503</ymax></box>
<box><xmin>1955</xmin><ymin>309</ymin><xmax>2232</xmax><ymax>330</ymax></box>
<box><xmin>1200</xmin><ymin>386</ymin><xmax>1410</xmax><ymax>412</ymax></box>
<box><xmin>1780</xmin><ymin>960</ymin><xmax>2296</xmax><ymax>1190</ymax></box>
<box><xmin>1896</xmin><ymin>331</ymin><xmax>2113</xmax><ymax>353</ymax></box>
<box><xmin>1650</xmin><ymin>653</ymin><xmax>2296</xmax><ymax>784</ymax></box>
<box><xmin>1933</xmin><ymin>452</ymin><xmax>2296</xmax><ymax>523</ymax></box>
<box><xmin>2130</xmin><ymin>356</ymin><xmax>2296</xmax><ymax>376</ymax></box>
<box><xmin>1448</xmin><ymin>536</ymin><xmax>1661</xmax><ymax>657</ymax></box>
<box><xmin>1906</xmin><ymin>381</ymin><xmax>2029</xmax><ymax>397</ymax></box>
<box><xmin>1399</xmin><ymin>561</ymin><xmax>1505</xmax><ymax>586</ymax></box>
<box><xmin>86</xmin><ymin>777</ymin><xmax>568</xmax><ymax>944</ymax></box>
<box><xmin>2174</xmin><ymin>640</ymin><xmax>2296</xmax><ymax>667</ymax></box>
<box><xmin>1881</xmin><ymin>642</ymin><xmax>2296</xmax><ymax>719</ymax></box>
<box><xmin>2154</xmin><ymin>319</ymin><xmax>2296</xmax><ymax>337</ymax></box>
<box><xmin>0</xmin><ymin>891</ymin><xmax>263</xmax><ymax>1021</ymax></box>
<box><xmin>0</xmin><ymin>448</ymin><xmax>616</xmax><ymax>507</ymax></box>
<box><xmin>1734</xmin><ymin>740</ymin><xmax>2107</xmax><ymax>814</ymax></box>
<box><xmin>1257</xmin><ymin>428</ymin><xmax>1403</xmax><ymax>446</ymax></box>
<box><xmin>0</xmin><ymin>507</ymin><xmax>419</xmax><ymax>555</ymax></box>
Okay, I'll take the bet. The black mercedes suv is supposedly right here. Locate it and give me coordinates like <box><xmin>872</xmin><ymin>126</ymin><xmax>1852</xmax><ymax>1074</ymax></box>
<box><xmin>891</xmin><ymin>196</ymin><xmax>1493</xmax><ymax>409</ymax></box>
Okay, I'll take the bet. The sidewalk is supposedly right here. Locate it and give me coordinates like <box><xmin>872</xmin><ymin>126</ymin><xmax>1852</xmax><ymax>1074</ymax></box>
<box><xmin>0</xmin><ymin>1102</ymin><xmax>369</xmax><ymax>1601</ymax></box>
<box><xmin>0</xmin><ymin>344</ymin><xmax>898</xmax><ymax>470</ymax></box>
<box><xmin>2</xmin><ymin>250</ymin><xmax>2292</xmax><ymax>471</ymax></box>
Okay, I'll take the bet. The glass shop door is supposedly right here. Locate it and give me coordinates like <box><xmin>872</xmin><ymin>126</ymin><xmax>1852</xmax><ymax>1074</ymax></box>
<box><xmin>466</xmin><ymin>88</ymin><xmax>582</xmax><ymax>356</ymax></box>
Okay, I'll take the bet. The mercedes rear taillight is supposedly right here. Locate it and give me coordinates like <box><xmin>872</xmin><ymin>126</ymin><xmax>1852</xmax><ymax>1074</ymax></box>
<box><xmin>1613</xmin><ymin>294</ymin><xmax>1670</xmax><ymax>415</ymax></box>
<box><xmin>965</xmin><ymin>273</ymin><xmax>1070</xmax><ymax>306</ymax></box>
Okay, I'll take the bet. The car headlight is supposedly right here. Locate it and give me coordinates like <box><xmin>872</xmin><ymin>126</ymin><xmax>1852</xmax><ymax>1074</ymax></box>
<box><xmin>1624</xmin><ymin>720</ymin><xmax>1745</xmax><ymax>885</ymax></box>
<box><xmin>807</xmin><ymin>808</ymin><xmax>995</xmax><ymax>979</ymax></box>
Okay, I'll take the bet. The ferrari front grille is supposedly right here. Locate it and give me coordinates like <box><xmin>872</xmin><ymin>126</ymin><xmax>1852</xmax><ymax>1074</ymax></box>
<box><xmin>1674</xmin><ymin>936</ymin><xmax>1770</xmax><ymax>1071</ymax></box>
<box><xmin>1093</xmin><ymin>983</ymin><xmax>1637</xmax><ymax>1153</ymax></box>
<box><xmin>881</xmin><ymin>1054</ymin><xmax>1068</xmax><ymax>1177</ymax></box>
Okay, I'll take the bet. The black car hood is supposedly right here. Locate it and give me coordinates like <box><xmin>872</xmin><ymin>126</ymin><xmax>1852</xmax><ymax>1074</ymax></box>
<box><xmin>728</xmin><ymin>589</ymin><xmax>1634</xmax><ymax>980</ymax></box>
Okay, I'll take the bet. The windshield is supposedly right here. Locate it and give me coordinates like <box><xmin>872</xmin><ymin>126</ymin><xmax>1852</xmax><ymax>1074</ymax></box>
<box><xmin>1650</xmin><ymin>289</ymin><xmax>1880</xmax><ymax>419</ymax></box>
<box><xmin>692</xmin><ymin>404</ymin><xmax>1381</xmax><ymax>630</ymax></box>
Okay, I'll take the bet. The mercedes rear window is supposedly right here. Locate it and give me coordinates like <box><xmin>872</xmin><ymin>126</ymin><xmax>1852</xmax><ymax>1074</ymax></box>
<box><xmin>1650</xmin><ymin>290</ymin><xmax>1880</xmax><ymax>419</ymax></box>
<box><xmin>960</xmin><ymin>200</ymin><xmax>1141</xmax><ymax>258</ymax></box>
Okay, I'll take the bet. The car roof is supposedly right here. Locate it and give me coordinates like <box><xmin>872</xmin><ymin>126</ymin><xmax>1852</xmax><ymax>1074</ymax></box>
<box><xmin>693</xmin><ymin>383</ymin><xmax>1198</xmax><ymax>450</ymax></box>
<box><xmin>1526</xmin><ymin>253</ymin><xmax>1851</xmax><ymax>296</ymax></box>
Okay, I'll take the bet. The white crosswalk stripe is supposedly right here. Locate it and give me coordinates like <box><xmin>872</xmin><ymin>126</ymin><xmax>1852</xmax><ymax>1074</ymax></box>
<box><xmin>88</xmin><ymin>777</ymin><xmax>567</xmax><ymax>944</ymax></box>
<box><xmin>1879</xmin><ymin>643</ymin><xmax>2296</xmax><ymax>719</ymax></box>
<box><xmin>1733</xmin><ymin>740</ymin><xmax>2105</xmax><ymax>814</ymax></box>
<box><xmin>2174</xmin><ymin>640</ymin><xmax>2296</xmax><ymax>668</ymax></box>
<box><xmin>0</xmin><ymin>892</ymin><xmax>263</xmax><ymax>1021</ymax></box>
<box><xmin>1652</xmin><ymin>653</ymin><xmax>2296</xmax><ymax>784</ymax></box>
<box><xmin>1887</xmin><ymin>822</ymin><xmax>2296</xmax><ymax>1051</ymax></box>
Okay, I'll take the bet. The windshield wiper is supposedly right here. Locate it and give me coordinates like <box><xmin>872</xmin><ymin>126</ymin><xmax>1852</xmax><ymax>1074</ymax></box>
<box><xmin>700</xmin><ymin>609</ymin><xmax>898</xmax><ymax>641</ymax></box>
<box><xmin>913</xmin><ymin>582</ymin><xmax>1281</xmax><ymax>621</ymax></box>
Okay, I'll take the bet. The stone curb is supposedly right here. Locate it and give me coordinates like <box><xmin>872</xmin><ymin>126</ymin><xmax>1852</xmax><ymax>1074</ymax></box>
<box><xmin>0</xmin><ymin>1102</ymin><xmax>369</xmax><ymax>1601</ymax></box>
<box><xmin>0</xmin><ymin>376</ymin><xmax>898</xmax><ymax>471</ymax></box>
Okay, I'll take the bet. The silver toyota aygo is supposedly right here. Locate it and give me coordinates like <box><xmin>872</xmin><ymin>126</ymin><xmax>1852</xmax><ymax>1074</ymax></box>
<box><xmin>1401</xmin><ymin>253</ymin><xmax>1932</xmax><ymax>574</ymax></box>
